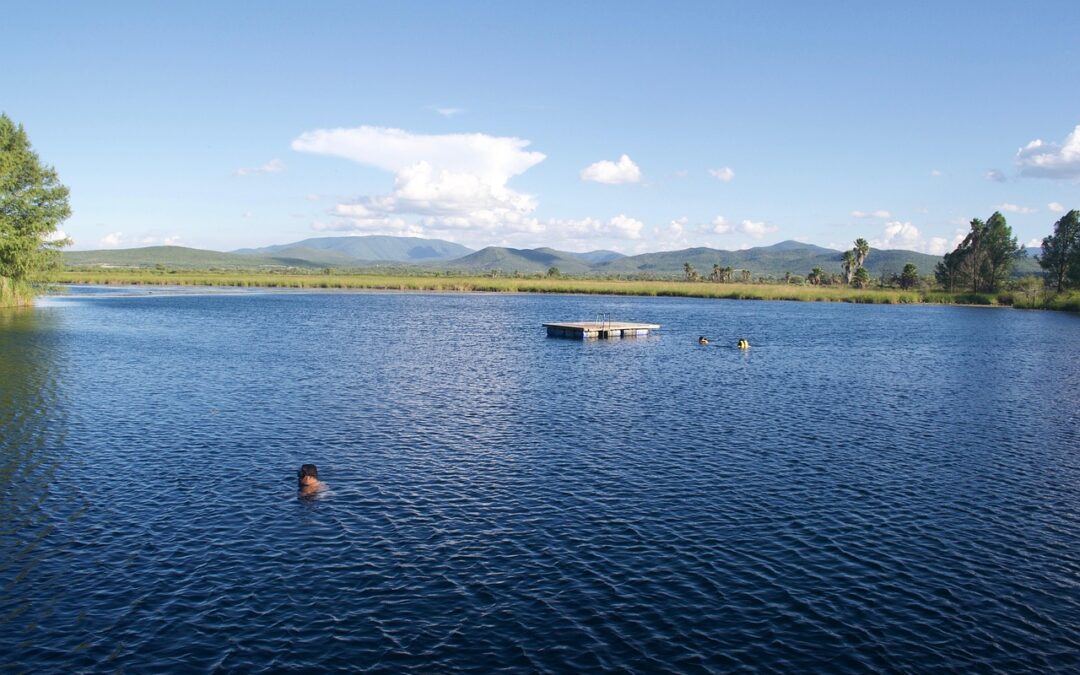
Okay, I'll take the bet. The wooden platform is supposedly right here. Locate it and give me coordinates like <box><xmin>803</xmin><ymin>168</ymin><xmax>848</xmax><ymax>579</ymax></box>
<box><xmin>543</xmin><ymin>321</ymin><xmax>660</xmax><ymax>339</ymax></box>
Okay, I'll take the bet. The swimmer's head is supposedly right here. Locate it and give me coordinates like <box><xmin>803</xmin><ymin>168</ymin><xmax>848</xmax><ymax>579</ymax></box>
<box><xmin>298</xmin><ymin>464</ymin><xmax>319</xmax><ymax>487</ymax></box>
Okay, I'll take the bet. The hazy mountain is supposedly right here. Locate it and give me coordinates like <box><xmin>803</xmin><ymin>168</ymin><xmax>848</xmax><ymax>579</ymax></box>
<box><xmin>597</xmin><ymin>241</ymin><xmax>943</xmax><ymax>278</ymax></box>
<box><xmin>567</xmin><ymin>250</ymin><xmax>626</xmax><ymax>264</ymax></box>
<box><xmin>63</xmin><ymin>246</ymin><xmax>324</xmax><ymax>269</ymax></box>
<box><xmin>234</xmin><ymin>235</ymin><xmax>473</xmax><ymax>265</ymax></box>
<box><xmin>62</xmin><ymin>237</ymin><xmax>1045</xmax><ymax>280</ymax></box>
<box><xmin>438</xmin><ymin>246</ymin><xmax>593</xmax><ymax>274</ymax></box>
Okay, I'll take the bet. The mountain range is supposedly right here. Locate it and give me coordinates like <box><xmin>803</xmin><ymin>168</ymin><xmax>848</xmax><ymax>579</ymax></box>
<box><xmin>63</xmin><ymin>235</ymin><xmax>1043</xmax><ymax>278</ymax></box>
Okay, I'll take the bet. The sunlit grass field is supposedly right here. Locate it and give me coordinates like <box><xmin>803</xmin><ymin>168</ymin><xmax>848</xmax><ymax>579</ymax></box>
<box><xmin>39</xmin><ymin>269</ymin><xmax>1078</xmax><ymax>311</ymax></box>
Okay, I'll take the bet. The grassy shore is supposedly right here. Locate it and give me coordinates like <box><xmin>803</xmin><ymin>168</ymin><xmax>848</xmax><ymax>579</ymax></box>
<box><xmin>41</xmin><ymin>268</ymin><xmax>1080</xmax><ymax>311</ymax></box>
<box><xmin>0</xmin><ymin>276</ymin><xmax>35</xmax><ymax>308</ymax></box>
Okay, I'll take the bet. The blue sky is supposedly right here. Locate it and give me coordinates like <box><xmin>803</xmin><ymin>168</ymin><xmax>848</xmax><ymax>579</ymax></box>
<box><xmin>3</xmin><ymin>1</ymin><xmax>1079</xmax><ymax>254</ymax></box>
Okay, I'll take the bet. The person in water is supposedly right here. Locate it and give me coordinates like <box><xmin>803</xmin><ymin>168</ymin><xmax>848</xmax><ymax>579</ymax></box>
<box><xmin>698</xmin><ymin>336</ymin><xmax>709</xmax><ymax>345</ymax></box>
<box><xmin>737</xmin><ymin>338</ymin><xmax>750</xmax><ymax>350</ymax></box>
<box><xmin>297</xmin><ymin>464</ymin><xmax>323</xmax><ymax>495</ymax></box>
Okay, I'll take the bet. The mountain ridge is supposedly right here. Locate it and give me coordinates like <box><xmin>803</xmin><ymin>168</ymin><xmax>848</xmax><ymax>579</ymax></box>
<box><xmin>62</xmin><ymin>235</ymin><xmax>1043</xmax><ymax>278</ymax></box>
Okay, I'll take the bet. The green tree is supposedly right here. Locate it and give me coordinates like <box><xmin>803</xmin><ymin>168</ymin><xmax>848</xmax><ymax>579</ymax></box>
<box><xmin>1039</xmin><ymin>209</ymin><xmax>1080</xmax><ymax>291</ymax></box>
<box><xmin>899</xmin><ymin>263</ymin><xmax>919</xmax><ymax>289</ymax></box>
<box><xmin>854</xmin><ymin>238</ymin><xmax>870</xmax><ymax>268</ymax></box>
<box><xmin>683</xmin><ymin>262</ymin><xmax>699</xmax><ymax>281</ymax></box>
<box><xmin>981</xmin><ymin>211</ymin><xmax>1021</xmax><ymax>292</ymax></box>
<box><xmin>807</xmin><ymin>267</ymin><xmax>823</xmax><ymax>285</ymax></box>
<box><xmin>852</xmin><ymin>267</ymin><xmax>871</xmax><ymax>288</ymax></box>
<box><xmin>935</xmin><ymin>248</ymin><xmax>963</xmax><ymax>292</ymax></box>
<box><xmin>1</xmin><ymin>114</ymin><xmax>71</xmax><ymax>289</ymax></box>
<box><xmin>546</xmin><ymin>266</ymin><xmax>560</xmax><ymax>278</ymax></box>
<box><xmin>841</xmin><ymin>250</ymin><xmax>857</xmax><ymax>283</ymax></box>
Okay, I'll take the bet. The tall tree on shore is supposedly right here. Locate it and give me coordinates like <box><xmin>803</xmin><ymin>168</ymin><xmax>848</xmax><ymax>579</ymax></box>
<box><xmin>1039</xmin><ymin>209</ymin><xmax>1080</xmax><ymax>291</ymax></box>
<box><xmin>0</xmin><ymin>114</ymin><xmax>71</xmax><ymax>287</ymax></box>
<box><xmin>981</xmin><ymin>211</ymin><xmax>1021</xmax><ymax>292</ymax></box>
<box><xmin>899</xmin><ymin>263</ymin><xmax>919</xmax><ymax>290</ymax></box>
<box><xmin>940</xmin><ymin>213</ymin><xmax>1019</xmax><ymax>293</ymax></box>
<box><xmin>841</xmin><ymin>250</ymin><xmax>857</xmax><ymax>283</ymax></box>
<box><xmin>854</xmin><ymin>238</ymin><xmax>870</xmax><ymax>268</ymax></box>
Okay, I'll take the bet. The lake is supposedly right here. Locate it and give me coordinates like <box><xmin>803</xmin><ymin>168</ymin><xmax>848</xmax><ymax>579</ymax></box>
<box><xmin>2</xmin><ymin>288</ymin><xmax>1079</xmax><ymax>672</ymax></box>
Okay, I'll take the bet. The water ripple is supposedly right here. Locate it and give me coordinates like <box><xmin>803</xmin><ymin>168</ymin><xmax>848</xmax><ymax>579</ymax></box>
<box><xmin>1</xmin><ymin>293</ymin><xmax>1079</xmax><ymax>672</ymax></box>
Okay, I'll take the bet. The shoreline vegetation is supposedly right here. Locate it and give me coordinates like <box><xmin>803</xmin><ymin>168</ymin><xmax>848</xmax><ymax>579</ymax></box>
<box><xmin>0</xmin><ymin>276</ymin><xmax>35</xmax><ymax>308</ymax></box>
<box><xmin>44</xmin><ymin>269</ymin><xmax>1080</xmax><ymax>312</ymax></box>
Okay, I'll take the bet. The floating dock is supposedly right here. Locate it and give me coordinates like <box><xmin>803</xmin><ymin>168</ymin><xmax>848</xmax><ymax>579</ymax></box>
<box><xmin>543</xmin><ymin>321</ymin><xmax>660</xmax><ymax>339</ymax></box>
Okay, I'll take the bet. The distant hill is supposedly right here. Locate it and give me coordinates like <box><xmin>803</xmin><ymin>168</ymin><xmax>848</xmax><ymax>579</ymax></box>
<box><xmin>62</xmin><ymin>237</ymin><xmax>1044</xmax><ymax>280</ymax></box>
<box><xmin>567</xmin><ymin>249</ymin><xmax>625</xmax><ymax>264</ymax></box>
<box><xmin>439</xmin><ymin>246</ymin><xmax>593</xmax><ymax>274</ymax></box>
<box><xmin>598</xmin><ymin>241</ymin><xmax>942</xmax><ymax>278</ymax></box>
<box><xmin>63</xmin><ymin>246</ymin><xmax>322</xmax><ymax>269</ymax></box>
<box><xmin>234</xmin><ymin>235</ymin><xmax>473</xmax><ymax>265</ymax></box>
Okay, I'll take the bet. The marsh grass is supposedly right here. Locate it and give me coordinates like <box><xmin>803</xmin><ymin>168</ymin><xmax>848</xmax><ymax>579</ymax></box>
<box><xmin>0</xmin><ymin>276</ymin><xmax>35</xmax><ymax>308</ymax></box>
<box><xmin>42</xmin><ymin>269</ymin><xmax>1080</xmax><ymax>311</ymax></box>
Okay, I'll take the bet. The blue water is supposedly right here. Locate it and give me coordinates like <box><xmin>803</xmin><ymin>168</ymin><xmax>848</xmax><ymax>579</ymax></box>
<box><xmin>2</xmin><ymin>288</ymin><xmax>1079</xmax><ymax>672</ymax></box>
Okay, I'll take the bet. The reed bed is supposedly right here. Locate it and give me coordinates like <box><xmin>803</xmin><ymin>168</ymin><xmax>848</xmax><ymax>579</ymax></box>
<box><xmin>0</xmin><ymin>276</ymin><xmax>35</xmax><ymax>308</ymax></box>
<box><xmin>43</xmin><ymin>269</ymin><xmax>1080</xmax><ymax>311</ymax></box>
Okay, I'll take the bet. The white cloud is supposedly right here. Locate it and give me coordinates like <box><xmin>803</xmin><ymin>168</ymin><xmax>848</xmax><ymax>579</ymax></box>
<box><xmin>711</xmin><ymin>216</ymin><xmax>732</xmax><ymax>234</ymax></box>
<box><xmin>99</xmin><ymin>232</ymin><xmax>123</xmax><ymax>247</ymax></box>
<box><xmin>580</xmin><ymin>154</ymin><xmax>642</xmax><ymax>184</ymax></box>
<box><xmin>97</xmin><ymin>232</ymin><xmax>180</xmax><ymax>248</ymax></box>
<box><xmin>1026</xmin><ymin>238</ymin><xmax>1043</xmax><ymax>248</ymax></box>
<box><xmin>706</xmin><ymin>216</ymin><xmax>776</xmax><ymax>239</ymax></box>
<box><xmin>737</xmin><ymin>219</ymin><xmax>777</xmax><ymax>239</ymax></box>
<box><xmin>995</xmin><ymin>203</ymin><xmax>1036</xmax><ymax>214</ymax></box>
<box><xmin>235</xmin><ymin>158</ymin><xmax>285</xmax><ymax>176</ymax></box>
<box><xmin>43</xmin><ymin>229</ymin><xmax>68</xmax><ymax>243</ymax></box>
<box><xmin>433</xmin><ymin>106</ymin><xmax>465</xmax><ymax>117</ymax></box>
<box><xmin>985</xmin><ymin>169</ymin><xmax>1007</xmax><ymax>183</ymax></box>
<box><xmin>851</xmin><ymin>209</ymin><xmax>891</xmax><ymax>219</ymax></box>
<box><xmin>709</xmin><ymin>166</ymin><xmax>735</xmax><ymax>182</ymax></box>
<box><xmin>1048</xmin><ymin>202</ymin><xmax>1065</xmax><ymax>213</ymax></box>
<box><xmin>930</xmin><ymin>169</ymin><xmax>943</xmax><ymax>177</ymax></box>
<box><xmin>292</xmin><ymin>125</ymin><xmax>546</xmax><ymax>240</ymax></box>
<box><xmin>870</xmin><ymin>221</ymin><xmax>960</xmax><ymax>255</ymax></box>
<box><xmin>1016</xmin><ymin>124</ymin><xmax>1080</xmax><ymax>180</ymax></box>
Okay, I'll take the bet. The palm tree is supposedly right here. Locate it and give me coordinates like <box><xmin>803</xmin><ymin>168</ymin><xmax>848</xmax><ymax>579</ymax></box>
<box><xmin>854</xmin><ymin>238</ymin><xmax>870</xmax><ymax>268</ymax></box>
<box><xmin>841</xmin><ymin>250</ymin><xmax>856</xmax><ymax>283</ymax></box>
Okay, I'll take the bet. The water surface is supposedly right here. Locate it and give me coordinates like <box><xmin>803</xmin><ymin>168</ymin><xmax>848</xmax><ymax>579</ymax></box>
<box><xmin>2</xmin><ymin>289</ymin><xmax>1079</xmax><ymax>672</ymax></box>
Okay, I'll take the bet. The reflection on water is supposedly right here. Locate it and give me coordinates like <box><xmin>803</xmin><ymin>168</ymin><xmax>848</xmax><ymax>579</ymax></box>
<box><xmin>0</xmin><ymin>307</ymin><xmax>88</xmax><ymax>663</ymax></box>
<box><xmin>1</xmin><ymin>291</ymin><xmax>1079</xmax><ymax>672</ymax></box>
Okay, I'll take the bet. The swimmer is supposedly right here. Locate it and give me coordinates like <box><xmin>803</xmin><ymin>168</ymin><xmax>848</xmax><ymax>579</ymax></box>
<box><xmin>297</xmin><ymin>464</ymin><xmax>324</xmax><ymax>496</ymax></box>
<box><xmin>698</xmin><ymin>336</ymin><xmax>709</xmax><ymax>345</ymax></box>
<box><xmin>737</xmin><ymin>339</ymin><xmax>750</xmax><ymax>350</ymax></box>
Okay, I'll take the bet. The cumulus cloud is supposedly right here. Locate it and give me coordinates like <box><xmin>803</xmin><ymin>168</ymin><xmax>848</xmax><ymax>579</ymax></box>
<box><xmin>851</xmin><ymin>209</ymin><xmax>891</xmax><ymax>219</ymax></box>
<box><xmin>99</xmin><ymin>232</ymin><xmax>123</xmax><ymax>247</ymax></box>
<box><xmin>1048</xmin><ymin>201</ymin><xmax>1065</xmax><ymax>213</ymax></box>
<box><xmin>711</xmin><ymin>216</ymin><xmax>732</xmax><ymax>234</ymax></box>
<box><xmin>97</xmin><ymin>232</ymin><xmax>180</xmax><ymax>248</ymax></box>
<box><xmin>995</xmin><ymin>203</ymin><xmax>1036</xmax><ymax>214</ymax></box>
<box><xmin>738</xmin><ymin>219</ymin><xmax>777</xmax><ymax>239</ymax></box>
<box><xmin>706</xmin><ymin>216</ymin><xmax>776</xmax><ymax>239</ymax></box>
<box><xmin>709</xmin><ymin>166</ymin><xmax>735</xmax><ymax>182</ymax></box>
<box><xmin>870</xmin><ymin>221</ymin><xmax>959</xmax><ymax>255</ymax></box>
<box><xmin>292</xmin><ymin>125</ymin><xmax>546</xmax><ymax>239</ymax></box>
<box><xmin>1016</xmin><ymin>124</ymin><xmax>1080</xmax><ymax>180</ymax></box>
<box><xmin>580</xmin><ymin>154</ymin><xmax>642</xmax><ymax>184</ymax></box>
<box><xmin>1026</xmin><ymin>238</ymin><xmax>1043</xmax><ymax>248</ymax></box>
<box><xmin>235</xmin><ymin>158</ymin><xmax>285</xmax><ymax>176</ymax></box>
<box><xmin>43</xmin><ymin>229</ymin><xmax>68</xmax><ymax>243</ymax></box>
<box><xmin>985</xmin><ymin>168</ymin><xmax>1007</xmax><ymax>183</ymax></box>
